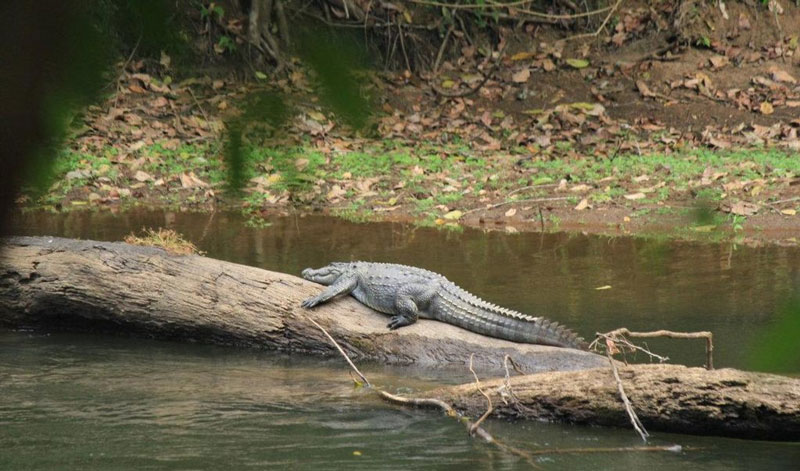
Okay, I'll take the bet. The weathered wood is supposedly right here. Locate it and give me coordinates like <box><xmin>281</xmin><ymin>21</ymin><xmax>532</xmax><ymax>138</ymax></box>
<box><xmin>425</xmin><ymin>363</ymin><xmax>800</xmax><ymax>441</ymax></box>
<box><xmin>0</xmin><ymin>236</ymin><xmax>606</xmax><ymax>373</ymax></box>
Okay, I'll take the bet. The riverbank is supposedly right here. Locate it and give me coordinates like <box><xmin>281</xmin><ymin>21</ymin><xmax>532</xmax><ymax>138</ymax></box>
<box><xmin>26</xmin><ymin>8</ymin><xmax>800</xmax><ymax>246</ymax></box>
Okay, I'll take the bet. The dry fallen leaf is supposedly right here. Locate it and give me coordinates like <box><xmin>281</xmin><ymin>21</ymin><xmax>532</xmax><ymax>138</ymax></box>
<box><xmin>624</xmin><ymin>192</ymin><xmax>646</xmax><ymax>200</ymax></box>
<box><xmin>179</xmin><ymin>172</ymin><xmax>208</xmax><ymax>189</ymax></box>
<box><xmin>595</xmin><ymin>285</ymin><xmax>612</xmax><ymax>290</ymax></box>
<box><xmin>566</xmin><ymin>58</ymin><xmax>589</xmax><ymax>69</ymax></box>
<box><xmin>709</xmin><ymin>55</ymin><xmax>728</xmax><ymax>69</ymax></box>
<box><xmin>636</xmin><ymin>80</ymin><xmax>656</xmax><ymax>98</ymax></box>
<box><xmin>770</xmin><ymin>69</ymin><xmax>797</xmax><ymax>84</ymax></box>
<box><xmin>574</xmin><ymin>198</ymin><xmax>589</xmax><ymax>210</ymax></box>
<box><xmin>570</xmin><ymin>184</ymin><xmax>591</xmax><ymax>193</ymax></box>
<box><xmin>510</xmin><ymin>51</ymin><xmax>536</xmax><ymax>61</ymax></box>
<box><xmin>504</xmin><ymin>208</ymin><xmax>517</xmax><ymax>217</ymax></box>
<box><xmin>780</xmin><ymin>209</ymin><xmax>797</xmax><ymax>216</ymax></box>
<box><xmin>727</xmin><ymin>201</ymin><xmax>759</xmax><ymax>216</ymax></box>
<box><xmin>760</xmin><ymin>102</ymin><xmax>774</xmax><ymax>115</ymax></box>
<box><xmin>512</xmin><ymin>68</ymin><xmax>531</xmax><ymax>83</ymax></box>
<box><xmin>326</xmin><ymin>185</ymin><xmax>346</xmax><ymax>201</ymax></box>
<box><xmin>133</xmin><ymin>170</ymin><xmax>152</xmax><ymax>182</ymax></box>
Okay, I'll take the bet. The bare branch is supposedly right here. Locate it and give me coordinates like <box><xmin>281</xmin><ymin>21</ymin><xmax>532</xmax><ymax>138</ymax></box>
<box><xmin>607</xmin><ymin>350</ymin><xmax>650</xmax><ymax>442</ymax></box>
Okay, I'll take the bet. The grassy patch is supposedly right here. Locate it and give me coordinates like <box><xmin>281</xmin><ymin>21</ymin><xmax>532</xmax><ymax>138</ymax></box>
<box><xmin>124</xmin><ymin>228</ymin><xmax>203</xmax><ymax>255</ymax></box>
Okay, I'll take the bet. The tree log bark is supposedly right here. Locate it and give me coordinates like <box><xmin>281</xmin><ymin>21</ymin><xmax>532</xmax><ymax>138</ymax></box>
<box><xmin>425</xmin><ymin>363</ymin><xmax>800</xmax><ymax>441</ymax></box>
<box><xmin>0</xmin><ymin>236</ymin><xmax>606</xmax><ymax>373</ymax></box>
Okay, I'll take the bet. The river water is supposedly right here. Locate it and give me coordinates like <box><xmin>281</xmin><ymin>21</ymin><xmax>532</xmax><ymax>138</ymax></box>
<box><xmin>2</xmin><ymin>209</ymin><xmax>799</xmax><ymax>469</ymax></box>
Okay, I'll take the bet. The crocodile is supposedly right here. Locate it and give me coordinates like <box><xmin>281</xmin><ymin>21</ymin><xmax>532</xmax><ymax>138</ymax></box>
<box><xmin>301</xmin><ymin>262</ymin><xmax>587</xmax><ymax>350</ymax></box>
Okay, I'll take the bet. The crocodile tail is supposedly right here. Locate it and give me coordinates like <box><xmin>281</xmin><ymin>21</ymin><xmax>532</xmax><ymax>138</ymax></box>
<box><xmin>528</xmin><ymin>318</ymin><xmax>588</xmax><ymax>350</ymax></box>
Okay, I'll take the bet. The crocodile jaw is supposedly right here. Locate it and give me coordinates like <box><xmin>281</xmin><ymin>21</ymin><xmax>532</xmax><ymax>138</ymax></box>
<box><xmin>301</xmin><ymin>266</ymin><xmax>342</xmax><ymax>285</ymax></box>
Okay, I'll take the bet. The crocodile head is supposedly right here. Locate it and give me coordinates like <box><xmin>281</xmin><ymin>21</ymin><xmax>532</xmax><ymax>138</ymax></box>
<box><xmin>301</xmin><ymin>262</ymin><xmax>353</xmax><ymax>285</ymax></box>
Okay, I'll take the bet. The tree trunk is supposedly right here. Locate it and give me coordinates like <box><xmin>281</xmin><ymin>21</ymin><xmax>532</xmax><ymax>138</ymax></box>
<box><xmin>0</xmin><ymin>236</ymin><xmax>606</xmax><ymax>373</ymax></box>
<box><xmin>425</xmin><ymin>363</ymin><xmax>800</xmax><ymax>441</ymax></box>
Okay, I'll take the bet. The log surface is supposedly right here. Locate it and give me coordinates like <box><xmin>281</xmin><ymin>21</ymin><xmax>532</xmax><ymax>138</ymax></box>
<box><xmin>426</xmin><ymin>363</ymin><xmax>800</xmax><ymax>441</ymax></box>
<box><xmin>0</xmin><ymin>236</ymin><xmax>606</xmax><ymax>373</ymax></box>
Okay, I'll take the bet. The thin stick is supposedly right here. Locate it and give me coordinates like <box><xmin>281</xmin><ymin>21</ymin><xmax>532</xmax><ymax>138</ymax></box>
<box><xmin>305</xmin><ymin>315</ymin><xmax>371</xmax><ymax>387</ymax></box>
<box><xmin>590</xmin><ymin>332</ymin><xmax>671</xmax><ymax>364</ymax></box>
<box><xmin>607</xmin><ymin>350</ymin><xmax>649</xmax><ymax>442</ymax></box>
<box><xmin>767</xmin><ymin>196</ymin><xmax>800</xmax><ymax>206</ymax></box>
<box><xmin>113</xmin><ymin>34</ymin><xmax>142</xmax><ymax>106</ymax></box>
<box><xmin>187</xmin><ymin>88</ymin><xmax>210</xmax><ymax>125</ymax></box>
<box><xmin>468</xmin><ymin>353</ymin><xmax>493</xmax><ymax>435</ymax></box>
<box><xmin>507</xmin><ymin>183</ymin><xmax>559</xmax><ymax>197</ymax></box>
<box><xmin>463</xmin><ymin>196</ymin><xmax>570</xmax><ymax>215</ymax></box>
<box><xmin>407</xmin><ymin>0</ymin><xmax>615</xmax><ymax>20</ymax></box>
<box><xmin>433</xmin><ymin>24</ymin><xmax>454</xmax><ymax>74</ymax></box>
<box><xmin>305</xmin><ymin>314</ymin><xmax>542</xmax><ymax>466</ymax></box>
<box><xmin>526</xmin><ymin>444</ymin><xmax>689</xmax><ymax>456</ymax></box>
<box><xmin>397</xmin><ymin>22</ymin><xmax>411</xmax><ymax>72</ymax></box>
<box><xmin>565</xmin><ymin>0</ymin><xmax>623</xmax><ymax>41</ymax></box>
<box><xmin>430</xmin><ymin>42</ymin><xmax>506</xmax><ymax>98</ymax></box>
<box><xmin>601</xmin><ymin>328</ymin><xmax>714</xmax><ymax>370</ymax></box>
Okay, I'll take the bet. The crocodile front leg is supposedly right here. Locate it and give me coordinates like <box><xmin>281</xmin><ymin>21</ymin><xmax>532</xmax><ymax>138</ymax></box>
<box><xmin>301</xmin><ymin>274</ymin><xmax>358</xmax><ymax>308</ymax></box>
<box><xmin>387</xmin><ymin>282</ymin><xmax>439</xmax><ymax>330</ymax></box>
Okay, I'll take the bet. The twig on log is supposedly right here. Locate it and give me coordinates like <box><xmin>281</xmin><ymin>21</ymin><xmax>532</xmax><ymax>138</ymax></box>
<box><xmin>305</xmin><ymin>315</ymin><xmax>371</xmax><ymax>387</ymax></box>
<box><xmin>302</xmin><ymin>312</ymin><xmax>546</xmax><ymax>465</ymax></box>
<box><xmin>591</xmin><ymin>332</ymin><xmax>671</xmax><ymax>365</ymax></box>
<box><xmin>595</xmin><ymin>328</ymin><xmax>715</xmax><ymax>370</ymax></box>
<box><xmin>607</xmin><ymin>350</ymin><xmax>649</xmax><ymax>442</ymax></box>
<box><xmin>468</xmin><ymin>353</ymin><xmax>493</xmax><ymax>435</ymax></box>
<box><xmin>498</xmin><ymin>355</ymin><xmax>537</xmax><ymax>416</ymax></box>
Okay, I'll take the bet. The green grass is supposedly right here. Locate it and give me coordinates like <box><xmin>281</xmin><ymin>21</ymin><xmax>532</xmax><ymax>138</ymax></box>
<box><xmin>522</xmin><ymin>149</ymin><xmax>799</xmax><ymax>185</ymax></box>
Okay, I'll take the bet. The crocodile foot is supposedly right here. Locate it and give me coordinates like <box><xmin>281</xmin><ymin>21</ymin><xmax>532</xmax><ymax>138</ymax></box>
<box><xmin>387</xmin><ymin>315</ymin><xmax>413</xmax><ymax>330</ymax></box>
<box><xmin>301</xmin><ymin>296</ymin><xmax>321</xmax><ymax>308</ymax></box>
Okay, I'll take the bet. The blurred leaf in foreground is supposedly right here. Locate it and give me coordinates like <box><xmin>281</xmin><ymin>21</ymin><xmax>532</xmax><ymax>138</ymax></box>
<box><xmin>297</xmin><ymin>29</ymin><xmax>370</xmax><ymax>130</ymax></box>
<box><xmin>223</xmin><ymin>92</ymin><xmax>288</xmax><ymax>191</ymax></box>
<box><xmin>747</xmin><ymin>296</ymin><xmax>800</xmax><ymax>374</ymax></box>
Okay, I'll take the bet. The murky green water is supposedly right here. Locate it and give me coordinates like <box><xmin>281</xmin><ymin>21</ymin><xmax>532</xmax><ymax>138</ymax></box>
<box><xmin>2</xmin><ymin>209</ymin><xmax>799</xmax><ymax>469</ymax></box>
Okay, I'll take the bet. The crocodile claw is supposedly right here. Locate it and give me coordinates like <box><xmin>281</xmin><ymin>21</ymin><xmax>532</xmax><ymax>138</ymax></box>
<box><xmin>301</xmin><ymin>297</ymin><xmax>320</xmax><ymax>308</ymax></box>
<box><xmin>387</xmin><ymin>315</ymin><xmax>411</xmax><ymax>330</ymax></box>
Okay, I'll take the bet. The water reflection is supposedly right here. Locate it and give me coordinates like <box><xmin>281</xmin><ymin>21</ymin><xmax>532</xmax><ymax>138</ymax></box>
<box><xmin>1</xmin><ymin>331</ymin><xmax>797</xmax><ymax>470</ymax></box>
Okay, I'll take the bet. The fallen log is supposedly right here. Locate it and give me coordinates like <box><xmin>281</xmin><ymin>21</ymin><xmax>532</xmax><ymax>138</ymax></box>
<box><xmin>0</xmin><ymin>236</ymin><xmax>606</xmax><ymax>373</ymax></box>
<box><xmin>424</xmin><ymin>363</ymin><xmax>800</xmax><ymax>441</ymax></box>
